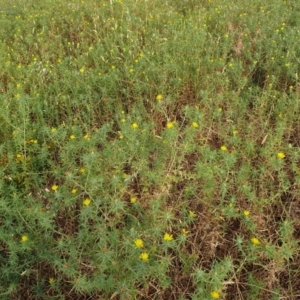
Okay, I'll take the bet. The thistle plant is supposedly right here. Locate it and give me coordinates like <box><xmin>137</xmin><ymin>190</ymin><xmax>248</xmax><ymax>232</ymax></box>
<box><xmin>0</xmin><ymin>0</ymin><xmax>299</xmax><ymax>299</ymax></box>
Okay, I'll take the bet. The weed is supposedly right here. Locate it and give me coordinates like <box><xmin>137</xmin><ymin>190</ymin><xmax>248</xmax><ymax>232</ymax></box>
<box><xmin>0</xmin><ymin>0</ymin><xmax>300</xmax><ymax>299</ymax></box>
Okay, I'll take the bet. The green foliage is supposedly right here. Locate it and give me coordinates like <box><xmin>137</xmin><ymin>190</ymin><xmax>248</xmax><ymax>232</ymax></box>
<box><xmin>0</xmin><ymin>0</ymin><xmax>300</xmax><ymax>299</ymax></box>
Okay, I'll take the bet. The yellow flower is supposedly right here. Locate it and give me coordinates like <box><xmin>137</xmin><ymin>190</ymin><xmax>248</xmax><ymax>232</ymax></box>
<box><xmin>232</xmin><ymin>130</ymin><xmax>238</xmax><ymax>136</ymax></box>
<box><xmin>130</xmin><ymin>197</ymin><xmax>137</xmax><ymax>203</ymax></box>
<box><xmin>131</xmin><ymin>123</ymin><xmax>138</xmax><ymax>129</ymax></box>
<box><xmin>119</xmin><ymin>134</ymin><xmax>124</xmax><ymax>139</ymax></box>
<box><xmin>220</xmin><ymin>145</ymin><xmax>227</xmax><ymax>151</ymax></box>
<box><xmin>71</xmin><ymin>189</ymin><xmax>77</xmax><ymax>194</ymax></box>
<box><xmin>181</xmin><ymin>228</ymin><xmax>189</xmax><ymax>235</ymax></box>
<box><xmin>83</xmin><ymin>198</ymin><xmax>91</xmax><ymax>206</ymax></box>
<box><xmin>243</xmin><ymin>210</ymin><xmax>250</xmax><ymax>217</ymax></box>
<box><xmin>163</xmin><ymin>233</ymin><xmax>173</xmax><ymax>241</ymax></box>
<box><xmin>83</xmin><ymin>134</ymin><xmax>90</xmax><ymax>140</ymax></box>
<box><xmin>277</xmin><ymin>152</ymin><xmax>285</xmax><ymax>159</ymax></box>
<box><xmin>79</xmin><ymin>167</ymin><xmax>85</xmax><ymax>174</ymax></box>
<box><xmin>51</xmin><ymin>184</ymin><xmax>58</xmax><ymax>191</ymax></box>
<box><xmin>134</xmin><ymin>238</ymin><xmax>144</xmax><ymax>248</ymax></box>
<box><xmin>49</xmin><ymin>277</ymin><xmax>55</xmax><ymax>284</ymax></box>
<box><xmin>70</xmin><ymin>134</ymin><xmax>75</xmax><ymax>140</ymax></box>
<box><xmin>21</xmin><ymin>235</ymin><xmax>28</xmax><ymax>242</ymax></box>
<box><xmin>51</xmin><ymin>128</ymin><xmax>57</xmax><ymax>133</ymax></box>
<box><xmin>166</xmin><ymin>122</ymin><xmax>174</xmax><ymax>129</ymax></box>
<box><xmin>189</xmin><ymin>210</ymin><xmax>197</xmax><ymax>218</ymax></box>
<box><xmin>139</xmin><ymin>252</ymin><xmax>149</xmax><ymax>261</ymax></box>
<box><xmin>79</xmin><ymin>67</ymin><xmax>85</xmax><ymax>73</ymax></box>
<box><xmin>192</xmin><ymin>122</ymin><xmax>199</xmax><ymax>128</ymax></box>
<box><xmin>156</xmin><ymin>94</ymin><xmax>163</xmax><ymax>101</ymax></box>
<box><xmin>210</xmin><ymin>291</ymin><xmax>220</xmax><ymax>299</ymax></box>
<box><xmin>251</xmin><ymin>237</ymin><xmax>260</xmax><ymax>246</ymax></box>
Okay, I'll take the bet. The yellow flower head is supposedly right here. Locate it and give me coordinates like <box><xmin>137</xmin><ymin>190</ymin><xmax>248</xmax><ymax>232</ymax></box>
<box><xmin>181</xmin><ymin>228</ymin><xmax>189</xmax><ymax>235</ymax></box>
<box><xmin>210</xmin><ymin>291</ymin><xmax>220</xmax><ymax>299</ymax></box>
<box><xmin>156</xmin><ymin>94</ymin><xmax>163</xmax><ymax>101</ymax></box>
<box><xmin>243</xmin><ymin>210</ymin><xmax>250</xmax><ymax>217</ymax></box>
<box><xmin>51</xmin><ymin>184</ymin><xmax>58</xmax><ymax>191</ymax></box>
<box><xmin>251</xmin><ymin>237</ymin><xmax>260</xmax><ymax>246</ymax></box>
<box><xmin>49</xmin><ymin>277</ymin><xmax>55</xmax><ymax>284</ymax></box>
<box><xmin>130</xmin><ymin>197</ymin><xmax>137</xmax><ymax>203</ymax></box>
<box><xmin>220</xmin><ymin>145</ymin><xmax>227</xmax><ymax>151</ymax></box>
<box><xmin>83</xmin><ymin>198</ymin><xmax>91</xmax><ymax>206</ymax></box>
<box><xmin>71</xmin><ymin>189</ymin><xmax>77</xmax><ymax>194</ymax></box>
<box><xmin>131</xmin><ymin>123</ymin><xmax>138</xmax><ymax>129</ymax></box>
<box><xmin>166</xmin><ymin>122</ymin><xmax>174</xmax><ymax>129</ymax></box>
<box><xmin>192</xmin><ymin>122</ymin><xmax>199</xmax><ymax>128</ymax></box>
<box><xmin>134</xmin><ymin>238</ymin><xmax>144</xmax><ymax>248</ymax></box>
<box><xmin>139</xmin><ymin>252</ymin><xmax>149</xmax><ymax>261</ymax></box>
<box><xmin>70</xmin><ymin>134</ymin><xmax>76</xmax><ymax>140</ymax></box>
<box><xmin>163</xmin><ymin>233</ymin><xmax>173</xmax><ymax>241</ymax></box>
<box><xmin>189</xmin><ymin>210</ymin><xmax>197</xmax><ymax>218</ymax></box>
<box><xmin>277</xmin><ymin>152</ymin><xmax>285</xmax><ymax>159</ymax></box>
<box><xmin>21</xmin><ymin>235</ymin><xmax>28</xmax><ymax>243</ymax></box>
